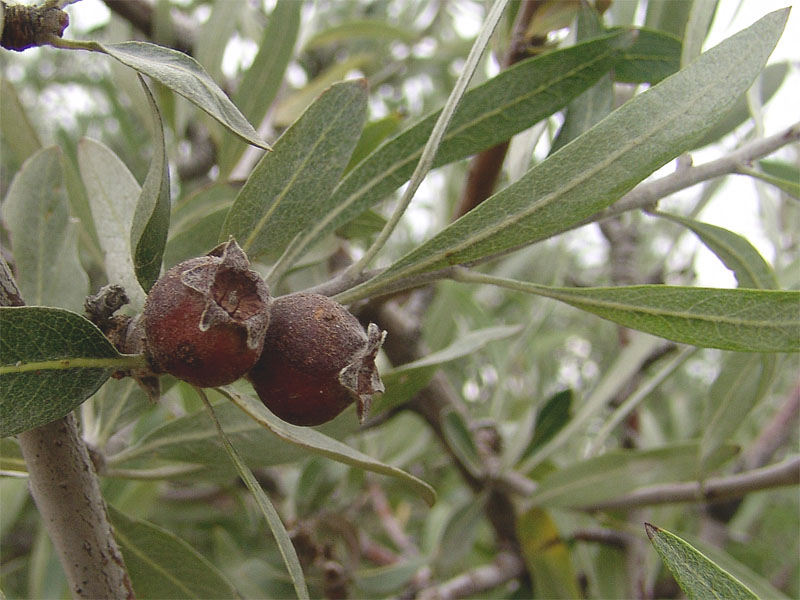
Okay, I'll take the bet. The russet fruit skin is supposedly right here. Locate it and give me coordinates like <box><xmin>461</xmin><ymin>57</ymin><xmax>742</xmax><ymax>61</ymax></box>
<box><xmin>143</xmin><ymin>240</ymin><xmax>271</xmax><ymax>387</ymax></box>
<box><xmin>248</xmin><ymin>293</ymin><xmax>385</xmax><ymax>426</ymax></box>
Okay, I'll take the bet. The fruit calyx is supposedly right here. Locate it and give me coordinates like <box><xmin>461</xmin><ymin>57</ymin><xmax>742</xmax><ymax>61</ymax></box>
<box><xmin>339</xmin><ymin>322</ymin><xmax>386</xmax><ymax>423</ymax></box>
<box><xmin>179</xmin><ymin>240</ymin><xmax>270</xmax><ymax>350</ymax></box>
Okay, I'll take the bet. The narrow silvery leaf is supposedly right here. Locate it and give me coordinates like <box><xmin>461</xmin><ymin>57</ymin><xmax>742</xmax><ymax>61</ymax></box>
<box><xmin>201</xmin><ymin>396</ymin><xmax>310</xmax><ymax>599</ymax></box>
<box><xmin>453</xmin><ymin>275</ymin><xmax>799</xmax><ymax>353</ymax></box>
<box><xmin>529</xmin><ymin>443</ymin><xmax>737</xmax><ymax>508</ymax></box>
<box><xmin>109</xmin><ymin>505</ymin><xmax>242</xmax><ymax>599</ymax></box>
<box><xmin>352</xmin><ymin>10</ymin><xmax>788</xmax><ymax>298</ymax></box>
<box><xmin>645</xmin><ymin>523</ymin><xmax>758</xmax><ymax>600</ymax></box>
<box><xmin>286</xmin><ymin>31</ymin><xmax>634</xmax><ymax>263</ymax></box>
<box><xmin>130</xmin><ymin>75</ymin><xmax>170</xmax><ymax>292</ymax></box>
<box><xmin>222</xmin><ymin>387</ymin><xmax>436</xmax><ymax>506</ymax></box>
<box><xmin>2</xmin><ymin>147</ymin><xmax>88</xmax><ymax>312</ymax></box>
<box><xmin>98</xmin><ymin>41</ymin><xmax>269</xmax><ymax>150</ymax></box>
<box><xmin>78</xmin><ymin>138</ymin><xmax>145</xmax><ymax>310</ymax></box>
<box><xmin>218</xmin><ymin>0</ymin><xmax>301</xmax><ymax>175</ymax></box>
<box><xmin>659</xmin><ymin>214</ymin><xmax>779</xmax><ymax>290</ymax></box>
<box><xmin>221</xmin><ymin>80</ymin><xmax>368</xmax><ymax>261</ymax></box>
<box><xmin>699</xmin><ymin>353</ymin><xmax>776</xmax><ymax>474</ymax></box>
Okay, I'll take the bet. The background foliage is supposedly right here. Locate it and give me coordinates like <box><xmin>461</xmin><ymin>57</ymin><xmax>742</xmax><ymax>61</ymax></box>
<box><xmin>1</xmin><ymin>0</ymin><xmax>798</xmax><ymax>598</ymax></box>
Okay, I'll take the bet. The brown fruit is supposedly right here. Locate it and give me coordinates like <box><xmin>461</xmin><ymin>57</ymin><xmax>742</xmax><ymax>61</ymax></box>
<box><xmin>248</xmin><ymin>293</ymin><xmax>385</xmax><ymax>426</ymax></box>
<box><xmin>143</xmin><ymin>240</ymin><xmax>271</xmax><ymax>387</ymax></box>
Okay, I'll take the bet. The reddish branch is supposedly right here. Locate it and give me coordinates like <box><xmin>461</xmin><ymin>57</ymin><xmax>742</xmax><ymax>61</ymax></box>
<box><xmin>452</xmin><ymin>0</ymin><xmax>542</xmax><ymax>219</ymax></box>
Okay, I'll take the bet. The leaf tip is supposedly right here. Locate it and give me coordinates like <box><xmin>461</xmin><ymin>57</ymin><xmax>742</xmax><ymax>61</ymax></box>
<box><xmin>644</xmin><ymin>522</ymin><xmax>659</xmax><ymax>540</ymax></box>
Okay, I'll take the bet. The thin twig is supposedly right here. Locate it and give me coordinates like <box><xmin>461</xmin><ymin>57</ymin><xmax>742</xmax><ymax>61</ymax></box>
<box><xmin>579</xmin><ymin>456</ymin><xmax>800</xmax><ymax>511</ymax></box>
<box><xmin>604</xmin><ymin>122</ymin><xmax>800</xmax><ymax>218</ymax></box>
<box><xmin>416</xmin><ymin>552</ymin><xmax>525</xmax><ymax>600</ymax></box>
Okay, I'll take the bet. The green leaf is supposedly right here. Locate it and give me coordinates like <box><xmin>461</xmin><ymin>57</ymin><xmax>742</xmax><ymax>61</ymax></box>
<box><xmin>345</xmin><ymin>113</ymin><xmax>405</xmax><ymax>173</ymax></box>
<box><xmin>518</xmin><ymin>390</ymin><xmax>573</xmax><ymax>461</ymax></box>
<box><xmin>692</xmin><ymin>62</ymin><xmax>788</xmax><ymax>149</ymax></box>
<box><xmin>455</xmin><ymin>275</ymin><xmax>800</xmax><ymax>353</ymax></box>
<box><xmin>645</xmin><ymin>523</ymin><xmax>758</xmax><ymax>600</ymax></box>
<box><xmin>200</xmin><ymin>393</ymin><xmax>309</xmax><ymax>600</ymax></box>
<box><xmin>288</xmin><ymin>31</ymin><xmax>634</xmax><ymax>263</ymax></box>
<box><xmin>273</xmin><ymin>54</ymin><xmax>372</xmax><ymax>127</ymax></box>
<box><xmin>658</xmin><ymin>214</ymin><xmax>779</xmax><ymax>289</ymax></box>
<box><xmin>528</xmin><ymin>442</ymin><xmax>738</xmax><ymax>508</ymax></box>
<box><xmin>97</xmin><ymin>41</ymin><xmax>269</xmax><ymax>150</ymax></box>
<box><xmin>107</xmin><ymin>401</ymin><xmax>315</xmax><ymax>479</ymax></box>
<box><xmin>441</xmin><ymin>409</ymin><xmax>482</xmax><ymax>478</ymax></box>
<box><xmin>517</xmin><ymin>507</ymin><xmax>581</xmax><ymax>599</ymax></box>
<box><xmin>221</xmin><ymin>80</ymin><xmax>368</xmax><ymax>261</ymax></box>
<box><xmin>78</xmin><ymin>137</ymin><xmax>146</xmax><ymax>311</ymax></box>
<box><xmin>349</xmin><ymin>10</ymin><xmax>788</xmax><ymax>298</ymax></box>
<box><xmin>0</xmin><ymin>78</ymin><xmax>42</xmax><ymax>165</ymax></box>
<box><xmin>2</xmin><ymin>147</ymin><xmax>88</xmax><ymax>312</ymax></box>
<box><xmin>130</xmin><ymin>76</ymin><xmax>170</xmax><ymax>292</ymax></box>
<box><xmin>354</xmin><ymin>556</ymin><xmax>429</xmax><ymax>597</ymax></box>
<box><xmin>194</xmin><ymin>0</ymin><xmax>244</xmax><ymax>85</ymax></box>
<box><xmin>551</xmin><ymin>5</ymin><xmax>613</xmax><ymax>153</ymax></box>
<box><xmin>435</xmin><ymin>492</ymin><xmax>488</xmax><ymax>574</ymax></box>
<box><xmin>751</xmin><ymin>159</ymin><xmax>800</xmax><ymax>199</ymax></box>
<box><xmin>222</xmin><ymin>387</ymin><xmax>436</xmax><ymax>506</ymax></box>
<box><xmin>681</xmin><ymin>0</ymin><xmax>718</xmax><ymax>66</ymax></box>
<box><xmin>218</xmin><ymin>0</ymin><xmax>301</xmax><ymax>175</ymax></box>
<box><xmin>164</xmin><ymin>183</ymin><xmax>237</xmax><ymax>269</ymax></box>
<box><xmin>675</xmin><ymin>530</ymin><xmax>791</xmax><ymax>600</ymax></box>
<box><xmin>699</xmin><ymin>353</ymin><xmax>776</xmax><ymax>473</ymax></box>
<box><xmin>644</xmin><ymin>0</ymin><xmax>691</xmax><ymax>38</ymax></box>
<box><xmin>108</xmin><ymin>505</ymin><xmax>241</xmax><ymax>600</ymax></box>
<box><xmin>611</xmin><ymin>26</ymin><xmax>682</xmax><ymax>84</ymax></box>
<box><xmin>0</xmin><ymin>307</ymin><xmax>129</xmax><ymax>437</ymax></box>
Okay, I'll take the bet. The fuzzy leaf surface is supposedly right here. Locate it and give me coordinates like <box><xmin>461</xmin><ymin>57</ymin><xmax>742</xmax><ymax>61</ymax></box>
<box><xmin>2</xmin><ymin>147</ymin><xmax>88</xmax><ymax>312</ymax></box>
<box><xmin>289</xmin><ymin>31</ymin><xmax>634</xmax><ymax>260</ymax></box>
<box><xmin>645</xmin><ymin>523</ymin><xmax>758</xmax><ymax>600</ymax></box>
<box><xmin>223</xmin><ymin>388</ymin><xmax>436</xmax><ymax>506</ymax></box>
<box><xmin>611</xmin><ymin>26</ymin><xmax>681</xmax><ymax>84</ymax></box>
<box><xmin>202</xmin><ymin>398</ymin><xmax>309</xmax><ymax>599</ymax></box>
<box><xmin>660</xmin><ymin>215</ymin><xmax>779</xmax><ymax>290</ymax></box>
<box><xmin>109</xmin><ymin>505</ymin><xmax>240</xmax><ymax>599</ymax></box>
<box><xmin>130</xmin><ymin>76</ymin><xmax>170</xmax><ymax>292</ymax></box>
<box><xmin>0</xmin><ymin>307</ymin><xmax>120</xmax><ymax>436</ymax></box>
<box><xmin>78</xmin><ymin>138</ymin><xmax>145</xmax><ymax>310</ymax></box>
<box><xmin>355</xmin><ymin>11</ymin><xmax>788</xmax><ymax>296</ymax></box>
<box><xmin>98</xmin><ymin>41</ymin><xmax>269</xmax><ymax>150</ymax></box>
<box><xmin>222</xmin><ymin>80</ymin><xmax>367</xmax><ymax>260</ymax></box>
<box><xmin>464</xmin><ymin>279</ymin><xmax>799</xmax><ymax>353</ymax></box>
<box><xmin>218</xmin><ymin>0</ymin><xmax>301</xmax><ymax>174</ymax></box>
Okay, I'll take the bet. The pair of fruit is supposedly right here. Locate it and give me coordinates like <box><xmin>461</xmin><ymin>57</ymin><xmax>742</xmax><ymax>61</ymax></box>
<box><xmin>142</xmin><ymin>240</ymin><xmax>384</xmax><ymax>426</ymax></box>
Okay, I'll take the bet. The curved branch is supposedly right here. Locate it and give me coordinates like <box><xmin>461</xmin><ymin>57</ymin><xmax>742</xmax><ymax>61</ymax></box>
<box><xmin>2</xmin><ymin>258</ymin><xmax>134</xmax><ymax>599</ymax></box>
<box><xmin>579</xmin><ymin>456</ymin><xmax>800</xmax><ymax>512</ymax></box>
<box><xmin>606</xmin><ymin>121</ymin><xmax>800</xmax><ymax>218</ymax></box>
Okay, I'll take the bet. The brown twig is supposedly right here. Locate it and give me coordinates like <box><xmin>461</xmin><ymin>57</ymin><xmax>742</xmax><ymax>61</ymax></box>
<box><xmin>102</xmin><ymin>0</ymin><xmax>195</xmax><ymax>54</ymax></box>
<box><xmin>452</xmin><ymin>0</ymin><xmax>541</xmax><ymax>219</ymax></box>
